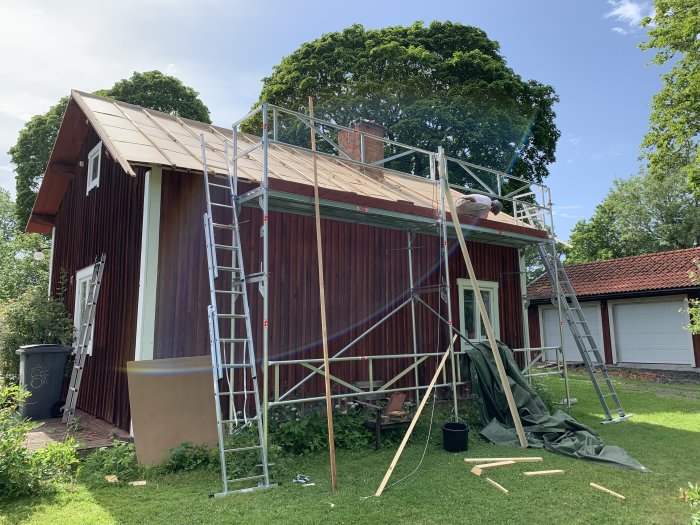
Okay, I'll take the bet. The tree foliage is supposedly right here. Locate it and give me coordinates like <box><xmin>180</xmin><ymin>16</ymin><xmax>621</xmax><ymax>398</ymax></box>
<box><xmin>0</xmin><ymin>189</ymin><xmax>48</xmax><ymax>302</ymax></box>
<box><xmin>254</xmin><ymin>22</ymin><xmax>560</xmax><ymax>186</ymax></box>
<box><xmin>94</xmin><ymin>70</ymin><xmax>211</xmax><ymax>124</ymax></box>
<box><xmin>640</xmin><ymin>0</ymin><xmax>700</xmax><ymax>194</ymax></box>
<box><xmin>566</xmin><ymin>171</ymin><xmax>700</xmax><ymax>264</ymax></box>
<box><xmin>8</xmin><ymin>71</ymin><xmax>211</xmax><ymax>228</ymax></box>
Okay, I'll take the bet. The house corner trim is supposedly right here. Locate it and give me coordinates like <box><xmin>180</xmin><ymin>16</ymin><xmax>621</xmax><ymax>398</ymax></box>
<box><xmin>134</xmin><ymin>166</ymin><xmax>162</xmax><ymax>361</ymax></box>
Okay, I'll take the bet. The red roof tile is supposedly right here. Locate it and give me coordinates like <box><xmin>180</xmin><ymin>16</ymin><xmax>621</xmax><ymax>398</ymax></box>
<box><xmin>528</xmin><ymin>247</ymin><xmax>700</xmax><ymax>298</ymax></box>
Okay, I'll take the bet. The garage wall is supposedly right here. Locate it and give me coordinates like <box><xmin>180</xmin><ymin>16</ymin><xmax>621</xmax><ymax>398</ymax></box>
<box><xmin>539</xmin><ymin>303</ymin><xmax>605</xmax><ymax>363</ymax></box>
<box><xmin>609</xmin><ymin>296</ymin><xmax>694</xmax><ymax>366</ymax></box>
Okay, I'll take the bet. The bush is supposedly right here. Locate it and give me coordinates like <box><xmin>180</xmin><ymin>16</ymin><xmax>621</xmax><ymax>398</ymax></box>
<box><xmin>269</xmin><ymin>404</ymin><xmax>376</xmax><ymax>455</ymax></box>
<box><xmin>0</xmin><ymin>283</ymin><xmax>73</xmax><ymax>382</ymax></box>
<box><xmin>0</xmin><ymin>383</ymin><xmax>78</xmax><ymax>498</ymax></box>
<box><xmin>680</xmin><ymin>482</ymin><xmax>700</xmax><ymax>525</ymax></box>
<box><xmin>161</xmin><ymin>441</ymin><xmax>214</xmax><ymax>473</ymax></box>
<box><xmin>78</xmin><ymin>440</ymin><xmax>146</xmax><ymax>485</ymax></box>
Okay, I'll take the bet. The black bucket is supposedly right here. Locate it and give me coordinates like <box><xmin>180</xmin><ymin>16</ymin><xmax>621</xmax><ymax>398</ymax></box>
<box><xmin>442</xmin><ymin>422</ymin><xmax>469</xmax><ymax>452</ymax></box>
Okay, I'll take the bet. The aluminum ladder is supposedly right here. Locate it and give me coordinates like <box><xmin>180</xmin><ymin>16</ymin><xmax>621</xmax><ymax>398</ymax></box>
<box><xmin>63</xmin><ymin>253</ymin><xmax>106</xmax><ymax>424</ymax></box>
<box><xmin>201</xmin><ymin>136</ymin><xmax>272</xmax><ymax>497</ymax></box>
<box><xmin>537</xmin><ymin>242</ymin><xmax>631</xmax><ymax>423</ymax></box>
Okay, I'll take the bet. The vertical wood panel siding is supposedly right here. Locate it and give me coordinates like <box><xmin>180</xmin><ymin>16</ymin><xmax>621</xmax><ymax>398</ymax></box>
<box><xmin>155</xmin><ymin>176</ymin><xmax>525</xmax><ymax>405</ymax></box>
<box><xmin>527</xmin><ymin>306</ymin><xmax>542</xmax><ymax>349</ymax></box>
<box><xmin>52</xmin><ymin>126</ymin><xmax>145</xmax><ymax>430</ymax></box>
<box><xmin>600</xmin><ymin>300</ymin><xmax>614</xmax><ymax>364</ymax></box>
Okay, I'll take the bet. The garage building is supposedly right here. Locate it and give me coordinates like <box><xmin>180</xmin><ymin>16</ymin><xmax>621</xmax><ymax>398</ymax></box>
<box><xmin>528</xmin><ymin>247</ymin><xmax>700</xmax><ymax>370</ymax></box>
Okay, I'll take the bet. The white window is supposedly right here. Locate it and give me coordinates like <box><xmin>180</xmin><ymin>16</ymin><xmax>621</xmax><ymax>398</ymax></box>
<box><xmin>86</xmin><ymin>141</ymin><xmax>102</xmax><ymax>195</ymax></box>
<box><xmin>458</xmin><ymin>278</ymin><xmax>500</xmax><ymax>344</ymax></box>
<box><xmin>74</xmin><ymin>265</ymin><xmax>96</xmax><ymax>355</ymax></box>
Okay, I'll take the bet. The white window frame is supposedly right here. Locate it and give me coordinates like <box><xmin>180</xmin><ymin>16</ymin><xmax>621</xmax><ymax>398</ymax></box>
<box><xmin>457</xmin><ymin>278</ymin><xmax>500</xmax><ymax>346</ymax></box>
<box><xmin>86</xmin><ymin>141</ymin><xmax>102</xmax><ymax>195</ymax></box>
<box><xmin>74</xmin><ymin>265</ymin><xmax>96</xmax><ymax>355</ymax></box>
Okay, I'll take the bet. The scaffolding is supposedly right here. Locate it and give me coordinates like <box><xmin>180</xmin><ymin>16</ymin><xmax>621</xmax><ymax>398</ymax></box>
<box><xmin>203</xmin><ymin>102</ymin><xmax>569</xmax><ymax>495</ymax></box>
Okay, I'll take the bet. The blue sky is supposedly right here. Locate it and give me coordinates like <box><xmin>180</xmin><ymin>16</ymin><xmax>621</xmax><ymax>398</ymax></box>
<box><xmin>0</xmin><ymin>0</ymin><xmax>659</xmax><ymax>240</ymax></box>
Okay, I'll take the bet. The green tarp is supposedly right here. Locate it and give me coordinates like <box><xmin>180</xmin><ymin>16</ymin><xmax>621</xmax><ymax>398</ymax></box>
<box><xmin>462</xmin><ymin>341</ymin><xmax>648</xmax><ymax>472</ymax></box>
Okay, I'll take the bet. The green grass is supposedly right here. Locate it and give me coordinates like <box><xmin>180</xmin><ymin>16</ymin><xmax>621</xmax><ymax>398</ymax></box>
<box><xmin>2</xmin><ymin>372</ymin><xmax>699</xmax><ymax>525</ymax></box>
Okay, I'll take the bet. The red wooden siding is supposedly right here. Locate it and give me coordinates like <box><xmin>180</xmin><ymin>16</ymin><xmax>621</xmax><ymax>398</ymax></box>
<box><xmin>51</xmin><ymin>126</ymin><xmax>146</xmax><ymax>430</ymax></box>
<box><xmin>600</xmin><ymin>300</ymin><xmax>614</xmax><ymax>364</ymax></box>
<box><xmin>154</xmin><ymin>175</ymin><xmax>526</xmax><ymax>403</ymax></box>
<box><xmin>527</xmin><ymin>306</ymin><xmax>541</xmax><ymax>349</ymax></box>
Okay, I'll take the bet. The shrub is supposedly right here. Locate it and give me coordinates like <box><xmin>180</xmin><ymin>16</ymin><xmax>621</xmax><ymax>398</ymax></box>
<box><xmin>0</xmin><ymin>383</ymin><xmax>78</xmax><ymax>498</ymax></box>
<box><xmin>269</xmin><ymin>404</ymin><xmax>375</xmax><ymax>455</ymax></box>
<box><xmin>161</xmin><ymin>441</ymin><xmax>214</xmax><ymax>473</ymax></box>
<box><xmin>78</xmin><ymin>441</ymin><xmax>145</xmax><ymax>485</ymax></box>
<box><xmin>680</xmin><ymin>482</ymin><xmax>700</xmax><ymax>525</ymax></box>
<box><xmin>0</xmin><ymin>284</ymin><xmax>73</xmax><ymax>382</ymax></box>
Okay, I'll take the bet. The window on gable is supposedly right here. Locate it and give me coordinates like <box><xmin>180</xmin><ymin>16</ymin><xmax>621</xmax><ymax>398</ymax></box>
<box><xmin>86</xmin><ymin>141</ymin><xmax>102</xmax><ymax>195</ymax></box>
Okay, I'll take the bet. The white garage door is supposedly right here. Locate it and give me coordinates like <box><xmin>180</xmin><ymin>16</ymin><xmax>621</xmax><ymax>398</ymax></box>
<box><xmin>613</xmin><ymin>299</ymin><xmax>692</xmax><ymax>365</ymax></box>
<box><xmin>540</xmin><ymin>303</ymin><xmax>604</xmax><ymax>363</ymax></box>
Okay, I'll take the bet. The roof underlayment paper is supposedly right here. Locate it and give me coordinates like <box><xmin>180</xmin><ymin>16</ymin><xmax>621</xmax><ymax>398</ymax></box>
<box><xmin>71</xmin><ymin>90</ymin><xmax>524</xmax><ymax>228</ymax></box>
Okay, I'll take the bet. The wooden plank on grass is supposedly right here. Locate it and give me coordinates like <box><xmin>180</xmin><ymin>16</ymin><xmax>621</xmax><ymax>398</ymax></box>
<box><xmin>485</xmin><ymin>478</ymin><xmax>509</xmax><ymax>494</ymax></box>
<box><xmin>375</xmin><ymin>335</ymin><xmax>458</xmax><ymax>497</ymax></box>
<box><xmin>590</xmin><ymin>482</ymin><xmax>625</xmax><ymax>500</ymax></box>
<box><xmin>523</xmin><ymin>470</ymin><xmax>565</xmax><ymax>477</ymax></box>
<box><xmin>464</xmin><ymin>457</ymin><xmax>543</xmax><ymax>463</ymax></box>
<box><xmin>471</xmin><ymin>460</ymin><xmax>516</xmax><ymax>476</ymax></box>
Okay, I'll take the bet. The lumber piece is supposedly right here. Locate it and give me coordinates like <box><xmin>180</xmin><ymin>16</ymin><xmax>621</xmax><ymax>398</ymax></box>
<box><xmin>590</xmin><ymin>482</ymin><xmax>625</xmax><ymax>500</ymax></box>
<box><xmin>440</xmin><ymin>171</ymin><xmax>527</xmax><ymax>448</ymax></box>
<box><xmin>485</xmin><ymin>478</ymin><xmax>509</xmax><ymax>494</ymax></box>
<box><xmin>464</xmin><ymin>457</ymin><xmax>543</xmax><ymax>463</ymax></box>
<box><xmin>375</xmin><ymin>335</ymin><xmax>458</xmax><ymax>497</ymax></box>
<box><xmin>309</xmin><ymin>97</ymin><xmax>338</xmax><ymax>493</ymax></box>
<box><xmin>471</xmin><ymin>461</ymin><xmax>516</xmax><ymax>476</ymax></box>
<box><xmin>523</xmin><ymin>470</ymin><xmax>565</xmax><ymax>477</ymax></box>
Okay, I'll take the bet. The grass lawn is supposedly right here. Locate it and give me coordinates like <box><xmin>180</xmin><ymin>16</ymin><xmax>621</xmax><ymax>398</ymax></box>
<box><xmin>2</xmin><ymin>371</ymin><xmax>699</xmax><ymax>525</ymax></box>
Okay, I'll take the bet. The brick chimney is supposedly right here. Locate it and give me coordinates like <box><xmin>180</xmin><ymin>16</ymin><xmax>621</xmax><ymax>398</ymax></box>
<box><xmin>337</xmin><ymin>119</ymin><xmax>385</xmax><ymax>181</ymax></box>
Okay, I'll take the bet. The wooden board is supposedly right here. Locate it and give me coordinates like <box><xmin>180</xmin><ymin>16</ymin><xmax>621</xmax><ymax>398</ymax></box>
<box><xmin>464</xmin><ymin>457</ymin><xmax>543</xmax><ymax>463</ymax></box>
<box><xmin>375</xmin><ymin>335</ymin><xmax>457</xmax><ymax>497</ymax></box>
<box><xmin>440</xmin><ymin>173</ymin><xmax>528</xmax><ymax>448</ymax></box>
<box><xmin>471</xmin><ymin>460</ymin><xmax>516</xmax><ymax>476</ymax></box>
<box><xmin>590</xmin><ymin>482</ymin><xmax>626</xmax><ymax>500</ymax></box>
<box><xmin>127</xmin><ymin>356</ymin><xmax>217</xmax><ymax>465</ymax></box>
<box><xmin>523</xmin><ymin>470</ymin><xmax>565</xmax><ymax>476</ymax></box>
<box><xmin>485</xmin><ymin>478</ymin><xmax>509</xmax><ymax>494</ymax></box>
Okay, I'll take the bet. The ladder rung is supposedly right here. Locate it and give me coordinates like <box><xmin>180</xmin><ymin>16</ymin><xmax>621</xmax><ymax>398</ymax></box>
<box><xmin>215</xmin><ymin>290</ymin><xmax>244</xmax><ymax>295</ymax></box>
<box><xmin>224</xmin><ymin>445</ymin><xmax>262</xmax><ymax>453</ymax></box>
<box><xmin>212</xmin><ymin>223</ymin><xmax>236</xmax><ymax>230</ymax></box>
<box><xmin>220</xmin><ymin>416</ymin><xmax>259</xmax><ymax>424</ymax></box>
<box><xmin>217</xmin><ymin>266</ymin><xmax>242</xmax><ymax>273</ymax></box>
<box><xmin>219</xmin><ymin>391</ymin><xmax>258</xmax><ymax>397</ymax></box>
<box><xmin>217</xmin><ymin>313</ymin><xmax>247</xmax><ymax>319</ymax></box>
<box><xmin>219</xmin><ymin>338</ymin><xmax>249</xmax><ymax>344</ymax></box>
<box><xmin>211</xmin><ymin>202</ymin><xmax>234</xmax><ymax>209</ymax></box>
<box><xmin>208</xmin><ymin>182</ymin><xmax>232</xmax><ymax>190</ymax></box>
<box><xmin>214</xmin><ymin>244</ymin><xmax>238</xmax><ymax>251</ymax></box>
<box><xmin>227</xmin><ymin>474</ymin><xmax>265</xmax><ymax>484</ymax></box>
<box><xmin>219</xmin><ymin>362</ymin><xmax>254</xmax><ymax>369</ymax></box>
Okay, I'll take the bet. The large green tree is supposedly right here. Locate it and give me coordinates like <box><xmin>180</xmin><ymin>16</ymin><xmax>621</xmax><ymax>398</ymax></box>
<box><xmin>8</xmin><ymin>71</ymin><xmax>211</xmax><ymax>228</ymax></box>
<box><xmin>641</xmin><ymin>0</ymin><xmax>700</xmax><ymax>194</ymax></box>
<box><xmin>255</xmin><ymin>22</ymin><xmax>560</xmax><ymax>186</ymax></box>
<box><xmin>566</xmin><ymin>170</ymin><xmax>700</xmax><ymax>264</ymax></box>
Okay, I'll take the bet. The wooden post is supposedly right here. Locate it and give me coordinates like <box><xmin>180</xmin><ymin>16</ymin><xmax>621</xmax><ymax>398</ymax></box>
<box><xmin>439</xmin><ymin>163</ymin><xmax>528</xmax><ymax>448</ymax></box>
<box><xmin>375</xmin><ymin>335</ymin><xmax>458</xmax><ymax>497</ymax></box>
<box><xmin>309</xmin><ymin>97</ymin><xmax>338</xmax><ymax>492</ymax></box>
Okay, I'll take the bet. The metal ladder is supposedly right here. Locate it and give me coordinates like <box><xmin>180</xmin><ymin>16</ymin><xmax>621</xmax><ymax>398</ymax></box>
<box><xmin>537</xmin><ymin>242</ymin><xmax>631</xmax><ymax>423</ymax></box>
<box><xmin>63</xmin><ymin>254</ymin><xmax>106</xmax><ymax>424</ymax></box>
<box><xmin>201</xmin><ymin>136</ymin><xmax>272</xmax><ymax>497</ymax></box>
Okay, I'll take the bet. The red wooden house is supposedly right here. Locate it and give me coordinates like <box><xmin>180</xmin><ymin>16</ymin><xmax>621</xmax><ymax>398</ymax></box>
<box><xmin>28</xmin><ymin>90</ymin><xmax>549</xmax><ymax>431</ymax></box>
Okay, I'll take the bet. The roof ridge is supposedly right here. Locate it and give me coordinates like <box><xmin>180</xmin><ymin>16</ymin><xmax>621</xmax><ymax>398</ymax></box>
<box><xmin>564</xmin><ymin>246</ymin><xmax>700</xmax><ymax>269</ymax></box>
